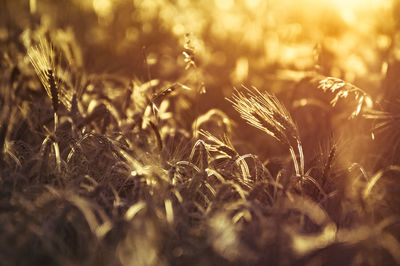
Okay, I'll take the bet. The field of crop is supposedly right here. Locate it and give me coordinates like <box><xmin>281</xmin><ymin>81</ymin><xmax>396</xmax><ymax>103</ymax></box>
<box><xmin>2</xmin><ymin>0</ymin><xmax>400</xmax><ymax>265</ymax></box>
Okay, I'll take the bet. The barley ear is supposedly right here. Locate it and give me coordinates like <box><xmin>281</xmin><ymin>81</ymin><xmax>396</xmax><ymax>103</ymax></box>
<box><xmin>28</xmin><ymin>39</ymin><xmax>59</xmax><ymax>114</ymax></box>
<box><xmin>228</xmin><ymin>86</ymin><xmax>305</xmax><ymax>178</ymax></box>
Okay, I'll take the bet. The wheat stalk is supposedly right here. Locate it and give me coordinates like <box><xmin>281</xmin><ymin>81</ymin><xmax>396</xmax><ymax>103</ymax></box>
<box><xmin>28</xmin><ymin>39</ymin><xmax>59</xmax><ymax>114</ymax></box>
<box><xmin>28</xmin><ymin>39</ymin><xmax>62</xmax><ymax>172</ymax></box>
<box><xmin>228</xmin><ymin>86</ymin><xmax>304</xmax><ymax>178</ymax></box>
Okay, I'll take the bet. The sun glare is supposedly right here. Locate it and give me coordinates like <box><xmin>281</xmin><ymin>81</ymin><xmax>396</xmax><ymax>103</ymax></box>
<box><xmin>326</xmin><ymin>0</ymin><xmax>388</xmax><ymax>10</ymax></box>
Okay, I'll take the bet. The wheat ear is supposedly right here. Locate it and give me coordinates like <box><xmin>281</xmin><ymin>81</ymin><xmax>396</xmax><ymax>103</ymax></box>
<box><xmin>228</xmin><ymin>86</ymin><xmax>304</xmax><ymax>177</ymax></box>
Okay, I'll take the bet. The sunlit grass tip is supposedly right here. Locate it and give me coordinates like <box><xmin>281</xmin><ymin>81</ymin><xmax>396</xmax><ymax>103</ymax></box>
<box><xmin>28</xmin><ymin>38</ymin><xmax>59</xmax><ymax>114</ymax></box>
<box><xmin>228</xmin><ymin>85</ymin><xmax>304</xmax><ymax>177</ymax></box>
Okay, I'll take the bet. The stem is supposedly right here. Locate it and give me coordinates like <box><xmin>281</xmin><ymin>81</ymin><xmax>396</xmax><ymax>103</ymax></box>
<box><xmin>53</xmin><ymin>112</ymin><xmax>61</xmax><ymax>174</ymax></box>
<box><xmin>53</xmin><ymin>142</ymin><xmax>61</xmax><ymax>174</ymax></box>
<box><xmin>289</xmin><ymin>145</ymin><xmax>300</xmax><ymax>178</ymax></box>
<box><xmin>54</xmin><ymin>112</ymin><xmax>58</xmax><ymax>133</ymax></box>
<box><xmin>297</xmin><ymin>139</ymin><xmax>304</xmax><ymax>176</ymax></box>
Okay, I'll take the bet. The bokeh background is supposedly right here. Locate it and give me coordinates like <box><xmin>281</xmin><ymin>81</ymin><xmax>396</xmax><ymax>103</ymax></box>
<box><xmin>3</xmin><ymin>0</ymin><xmax>396</xmax><ymax>90</ymax></box>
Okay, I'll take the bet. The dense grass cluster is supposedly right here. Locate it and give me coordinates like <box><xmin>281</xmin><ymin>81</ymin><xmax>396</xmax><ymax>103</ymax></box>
<box><xmin>2</xmin><ymin>0</ymin><xmax>400</xmax><ymax>265</ymax></box>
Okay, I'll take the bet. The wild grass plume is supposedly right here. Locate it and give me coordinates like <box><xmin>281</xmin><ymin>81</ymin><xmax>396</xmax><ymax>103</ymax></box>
<box><xmin>28</xmin><ymin>39</ymin><xmax>60</xmax><ymax>113</ymax></box>
<box><xmin>318</xmin><ymin>76</ymin><xmax>373</xmax><ymax>118</ymax></box>
<box><xmin>229</xmin><ymin>86</ymin><xmax>304</xmax><ymax>178</ymax></box>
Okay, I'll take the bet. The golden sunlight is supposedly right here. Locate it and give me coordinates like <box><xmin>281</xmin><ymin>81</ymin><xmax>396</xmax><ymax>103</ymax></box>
<box><xmin>3</xmin><ymin>0</ymin><xmax>400</xmax><ymax>265</ymax></box>
<box><xmin>326</xmin><ymin>0</ymin><xmax>387</xmax><ymax>10</ymax></box>
<box><xmin>93</xmin><ymin>0</ymin><xmax>112</xmax><ymax>17</ymax></box>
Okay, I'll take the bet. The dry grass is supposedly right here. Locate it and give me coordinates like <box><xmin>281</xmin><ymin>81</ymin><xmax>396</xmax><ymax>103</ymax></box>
<box><xmin>228</xmin><ymin>86</ymin><xmax>304</xmax><ymax>179</ymax></box>
<box><xmin>1</xmin><ymin>1</ymin><xmax>400</xmax><ymax>266</ymax></box>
